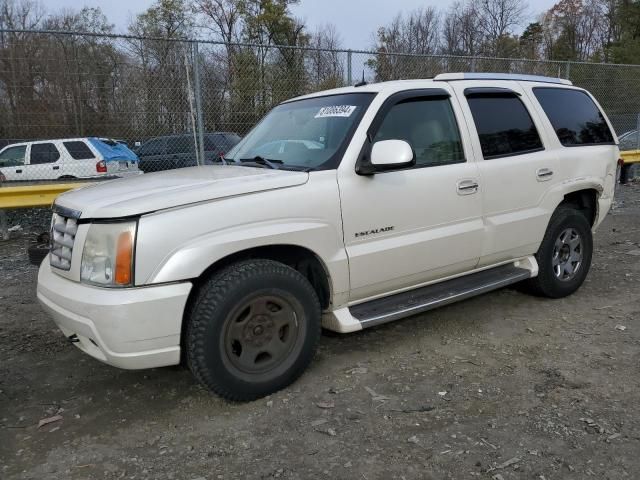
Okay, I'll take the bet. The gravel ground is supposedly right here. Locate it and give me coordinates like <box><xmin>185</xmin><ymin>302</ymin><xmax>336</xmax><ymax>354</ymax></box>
<box><xmin>1</xmin><ymin>184</ymin><xmax>639</xmax><ymax>480</ymax></box>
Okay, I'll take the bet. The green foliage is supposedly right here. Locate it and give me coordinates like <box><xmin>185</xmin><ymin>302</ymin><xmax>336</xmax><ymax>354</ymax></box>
<box><xmin>132</xmin><ymin>0</ymin><xmax>192</xmax><ymax>38</ymax></box>
<box><xmin>520</xmin><ymin>22</ymin><xmax>543</xmax><ymax>59</ymax></box>
<box><xmin>609</xmin><ymin>0</ymin><xmax>640</xmax><ymax>63</ymax></box>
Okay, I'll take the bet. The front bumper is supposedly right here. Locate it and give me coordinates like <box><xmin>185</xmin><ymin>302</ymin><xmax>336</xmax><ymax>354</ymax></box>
<box><xmin>37</xmin><ymin>257</ymin><xmax>192</xmax><ymax>369</ymax></box>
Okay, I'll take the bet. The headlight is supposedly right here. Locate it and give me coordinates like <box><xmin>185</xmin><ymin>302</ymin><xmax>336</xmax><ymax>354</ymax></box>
<box><xmin>80</xmin><ymin>221</ymin><xmax>137</xmax><ymax>287</ymax></box>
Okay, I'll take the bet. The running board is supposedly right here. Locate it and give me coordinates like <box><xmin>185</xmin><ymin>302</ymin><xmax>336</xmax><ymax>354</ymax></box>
<box><xmin>350</xmin><ymin>263</ymin><xmax>533</xmax><ymax>329</ymax></box>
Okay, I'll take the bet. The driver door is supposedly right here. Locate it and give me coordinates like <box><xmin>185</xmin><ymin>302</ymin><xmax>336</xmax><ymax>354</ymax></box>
<box><xmin>338</xmin><ymin>90</ymin><xmax>484</xmax><ymax>302</ymax></box>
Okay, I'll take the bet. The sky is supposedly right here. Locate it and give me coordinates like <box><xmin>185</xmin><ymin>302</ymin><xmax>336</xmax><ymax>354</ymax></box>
<box><xmin>43</xmin><ymin>0</ymin><xmax>559</xmax><ymax>50</ymax></box>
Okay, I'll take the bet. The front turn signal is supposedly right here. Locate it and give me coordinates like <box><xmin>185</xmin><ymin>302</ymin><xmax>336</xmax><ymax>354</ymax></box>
<box><xmin>115</xmin><ymin>230</ymin><xmax>133</xmax><ymax>285</ymax></box>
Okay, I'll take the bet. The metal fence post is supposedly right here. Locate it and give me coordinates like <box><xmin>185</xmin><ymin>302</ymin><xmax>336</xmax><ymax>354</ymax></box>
<box><xmin>192</xmin><ymin>41</ymin><xmax>205</xmax><ymax>166</ymax></box>
<box><xmin>636</xmin><ymin>113</ymin><xmax>640</xmax><ymax>151</ymax></box>
<box><xmin>347</xmin><ymin>49</ymin><xmax>352</xmax><ymax>86</ymax></box>
<box><xmin>565</xmin><ymin>61</ymin><xmax>571</xmax><ymax>80</ymax></box>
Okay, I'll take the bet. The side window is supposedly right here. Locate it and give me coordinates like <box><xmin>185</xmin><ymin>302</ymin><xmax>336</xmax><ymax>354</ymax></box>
<box><xmin>167</xmin><ymin>136</ymin><xmax>195</xmax><ymax>155</ymax></box>
<box><xmin>533</xmin><ymin>88</ymin><xmax>614</xmax><ymax>146</ymax></box>
<box><xmin>466</xmin><ymin>93</ymin><xmax>543</xmax><ymax>159</ymax></box>
<box><xmin>139</xmin><ymin>138</ymin><xmax>165</xmax><ymax>156</ymax></box>
<box><xmin>373</xmin><ymin>97</ymin><xmax>465</xmax><ymax>168</ymax></box>
<box><xmin>63</xmin><ymin>141</ymin><xmax>95</xmax><ymax>160</ymax></box>
<box><xmin>0</xmin><ymin>145</ymin><xmax>27</xmax><ymax>167</ymax></box>
<box><xmin>30</xmin><ymin>143</ymin><xmax>60</xmax><ymax>164</ymax></box>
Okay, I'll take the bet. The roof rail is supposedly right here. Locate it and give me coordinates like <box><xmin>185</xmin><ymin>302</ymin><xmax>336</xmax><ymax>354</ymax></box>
<box><xmin>434</xmin><ymin>72</ymin><xmax>572</xmax><ymax>86</ymax></box>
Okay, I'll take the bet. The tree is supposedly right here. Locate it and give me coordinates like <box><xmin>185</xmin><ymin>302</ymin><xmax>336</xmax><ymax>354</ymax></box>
<box><xmin>307</xmin><ymin>24</ymin><xmax>344</xmax><ymax>90</ymax></box>
<box><xmin>520</xmin><ymin>21</ymin><xmax>544</xmax><ymax>59</ymax></box>
<box><xmin>608</xmin><ymin>0</ymin><xmax>640</xmax><ymax>63</ymax></box>
<box><xmin>442</xmin><ymin>1</ymin><xmax>483</xmax><ymax>56</ymax></box>
<box><xmin>40</xmin><ymin>7</ymin><xmax>117</xmax><ymax>137</ymax></box>
<box><xmin>0</xmin><ymin>0</ymin><xmax>46</xmax><ymax>139</ymax></box>
<box><xmin>369</xmin><ymin>8</ymin><xmax>441</xmax><ymax>81</ymax></box>
<box><xmin>478</xmin><ymin>0</ymin><xmax>528</xmax><ymax>56</ymax></box>
<box><xmin>127</xmin><ymin>0</ymin><xmax>194</xmax><ymax>137</ymax></box>
<box><xmin>540</xmin><ymin>0</ymin><xmax>606</xmax><ymax>61</ymax></box>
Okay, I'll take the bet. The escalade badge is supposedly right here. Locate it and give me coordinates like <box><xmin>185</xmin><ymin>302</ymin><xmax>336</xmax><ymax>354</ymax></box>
<box><xmin>355</xmin><ymin>226</ymin><xmax>394</xmax><ymax>238</ymax></box>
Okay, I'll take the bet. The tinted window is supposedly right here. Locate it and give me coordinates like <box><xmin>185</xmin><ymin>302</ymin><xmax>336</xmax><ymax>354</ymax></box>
<box><xmin>138</xmin><ymin>138</ymin><xmax>165</xmax><ymax>156</ymax></box>
<box><xmin>30</xmin><ymin>143</ymin><xmax>60</xmax><ymax>164</ymax></box>
<box><xmin>373</xmin><ymin>97</ymin><xmax>465</xmax><ymax>168</ymax></box>
<box><xmin>63</xmin><ymin>141</ymin><xmax>95</xmax><ymax>160</ymax></box>
<box><xmin>467</xmin><ymin>94</ymin><xmax>543</xmax><ymax>159</ymax></box>
<box><xmin>167</xmin><ymin>136</ymin><xmax>195</xmax><ymax>155</ymax></box>
<box><xmin>0</xmin><ymin>145</ymin><xmax>27</xmax><ymax>167</ymax></box>
<box><xmin>533</xmin><ymin>88</ymin><xmax>614</xmax><ymax>146</ymax></box>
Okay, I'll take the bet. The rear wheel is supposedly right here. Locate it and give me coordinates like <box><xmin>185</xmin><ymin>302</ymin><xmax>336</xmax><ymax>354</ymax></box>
<box><xmin>526</xmin><ymin>206</ymin><xmax>593</xmax><ymax>298</ymax></box>
<box><xmin>185</xmin><ymin>259</ymin><xmax>321</xmax><ymax>401</ymax></box>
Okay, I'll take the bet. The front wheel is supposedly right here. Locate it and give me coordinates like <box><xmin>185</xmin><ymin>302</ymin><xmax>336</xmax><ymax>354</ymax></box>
<box><xmin>185</xmin><ymin>259</ymin><xmax>321</xmax><ymax>401</ymax></box>
<box><xmin>526</xmin><ymin>206</ymin><xmax>593</xmax><ymax>298</ymax></box>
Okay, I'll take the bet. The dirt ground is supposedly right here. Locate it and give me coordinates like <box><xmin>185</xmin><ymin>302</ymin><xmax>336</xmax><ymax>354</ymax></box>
<box><xmin>1</xmin><ymin>184</ymin><xmax>639</xmax><ymax>480</ymax></box>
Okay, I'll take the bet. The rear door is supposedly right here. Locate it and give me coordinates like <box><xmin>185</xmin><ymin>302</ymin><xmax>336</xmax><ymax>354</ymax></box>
<box><xmin>451</xmin><ymin>81</ymin><xmax>561</xmax><ymax>266</ymax></box>
<box><xmin>27</xmin><ymin>142</ymin><xmax>62</xmax><ymax>180</ymax></box>
<box><xmin>0</xmin><ymin>144</ymin><xmax>28</xmax><ymax>180</ymax></box>
<box><xmin>62</xmin><ymin>140</ymin><xmax>98</xmax><ymax>178</ymax></box>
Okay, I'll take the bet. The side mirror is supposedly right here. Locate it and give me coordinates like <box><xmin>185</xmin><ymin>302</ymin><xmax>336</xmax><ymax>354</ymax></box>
<box><xmin>368</xmin><ymin>139</ymin><xmax>415</xmax><ymax>173</ymax></box>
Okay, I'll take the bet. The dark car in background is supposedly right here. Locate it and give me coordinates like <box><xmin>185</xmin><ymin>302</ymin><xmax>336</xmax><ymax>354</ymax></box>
<box><xmin>137</xmin><ymin>133</ymin><xmax>241</xmax><ymax>173</ymax></box>
<box><xmin>619</xmin><ymin>129</ymin><xmax>639</xmax><ymax>151</ymax></box>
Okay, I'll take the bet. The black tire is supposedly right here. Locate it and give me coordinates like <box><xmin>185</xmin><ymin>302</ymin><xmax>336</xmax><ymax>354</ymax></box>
<box><xmin>185</xmin><ymin>259</ymin><xmax>321</xmax><ymax>401</ymax></box>
<box><xmin>526</xmin><ymin>205</ymin><xmax>593</xmax><ymax>298</ymax></box>
<box><xmin>28</xmin><ymin>243</ymin><xmax>50</xmax><ymax>266</ymax></box>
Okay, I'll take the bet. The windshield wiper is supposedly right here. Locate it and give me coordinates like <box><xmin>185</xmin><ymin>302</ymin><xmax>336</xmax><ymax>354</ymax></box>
<box><xmin>238</xmin><ymin>156</ymin><xmax>282</xmax><ymax>170</ymax></box>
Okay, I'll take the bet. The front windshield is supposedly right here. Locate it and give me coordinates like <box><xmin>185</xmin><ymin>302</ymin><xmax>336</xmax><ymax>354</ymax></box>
<box><xmin>225</xmin><ymin>93</ymin><xmax>375</xmax><ymax>171</ymax></box>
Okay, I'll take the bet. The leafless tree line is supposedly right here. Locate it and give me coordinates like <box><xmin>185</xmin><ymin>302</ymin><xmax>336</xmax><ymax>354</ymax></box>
<box><xmin>0</xmin><ymin>0</ymin><xmax>638</xmax><ymax>144</ymax></box>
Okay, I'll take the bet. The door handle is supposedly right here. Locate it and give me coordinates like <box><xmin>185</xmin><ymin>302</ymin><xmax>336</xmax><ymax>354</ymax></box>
<box><xmin>15</xmin><ymin>169</ymin><xmax>22</xmax><ymax>173</ymax></box>
<box><xmin>457</xmin><ymin>179</ymin><xmax>479</xmax><ymax>195</ymax></box>
<box><xmin>536</xmin><ymin>168</ymin><xmax>553</xmax><ymax>181</ymax></box>
<box><xmin>52</xmin><ymin>165</ymin><xmax>60</xmax><ymax>170</ymax></box>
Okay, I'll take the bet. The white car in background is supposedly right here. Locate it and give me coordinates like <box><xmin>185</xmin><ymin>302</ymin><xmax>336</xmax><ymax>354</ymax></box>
<box><xmin>0</xmin><ymin>137</ymin><xmax>141</xmax><ymax>181</ymax></box>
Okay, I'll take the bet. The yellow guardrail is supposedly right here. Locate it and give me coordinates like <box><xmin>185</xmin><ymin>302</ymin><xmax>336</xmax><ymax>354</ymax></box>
<box><xmin>0</xmin><ymin>183</ymin><xmax>89</xmax><ymax>209</ymax></box>
<box><xmin>621</xmin><ymin>149</ymin><xmax>640</xmax><ymax>165</ymax></box>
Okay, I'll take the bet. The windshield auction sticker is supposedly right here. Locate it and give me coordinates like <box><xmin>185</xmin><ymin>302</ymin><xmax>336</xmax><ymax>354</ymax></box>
<box><xmin>315</xmin><ymin>105</ymin><xmax>357</xmax><ymax>118</ymax></box>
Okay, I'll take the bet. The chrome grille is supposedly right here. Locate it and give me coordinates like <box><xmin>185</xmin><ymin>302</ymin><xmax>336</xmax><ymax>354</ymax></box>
<box><xmin>50</xmin><ymin>211</ymin><xmax>79</xmax><ymax>270</ymax></box>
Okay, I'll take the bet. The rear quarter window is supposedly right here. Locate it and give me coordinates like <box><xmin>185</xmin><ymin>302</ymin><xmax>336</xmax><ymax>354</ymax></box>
<box><xmin>63</xmin><ymin>141</ymin><xmax>95</xmax><ymax>160</ymax></box>
<box><xmin>533</xmin><ymin>88</ymin><xmax>614</xmax><ymax>146</ymax></box>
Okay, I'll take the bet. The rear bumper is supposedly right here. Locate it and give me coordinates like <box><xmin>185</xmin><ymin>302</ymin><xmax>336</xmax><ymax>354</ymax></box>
<box><xmin>37</xmin><ymin>257</ymin><xmax>191</xmax><ymax>369</ymax></box>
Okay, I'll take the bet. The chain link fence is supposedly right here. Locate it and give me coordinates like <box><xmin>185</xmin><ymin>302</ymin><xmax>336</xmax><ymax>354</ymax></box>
<box><xmin>1</xmin><ymin>29</ymin><xmax>640</xmax><ymax>182</ymax></box>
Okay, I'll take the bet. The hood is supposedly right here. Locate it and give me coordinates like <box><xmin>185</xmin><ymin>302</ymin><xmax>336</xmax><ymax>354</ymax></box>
<box><xmin>55</xmin><ymin>165</ymin><xmax>309</xmax><ymax>219</ymax></box>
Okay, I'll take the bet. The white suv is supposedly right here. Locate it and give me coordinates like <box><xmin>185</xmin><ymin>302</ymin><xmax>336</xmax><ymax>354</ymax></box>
<box><xmin>0</xmin><ymin>137</ymin><xmax>141</xmax><ymax>181</ymax></box>
<box><xmin>37</xmin><ymin>73</ymin><xmax>619</xmax><ymax>401</ymax></box>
